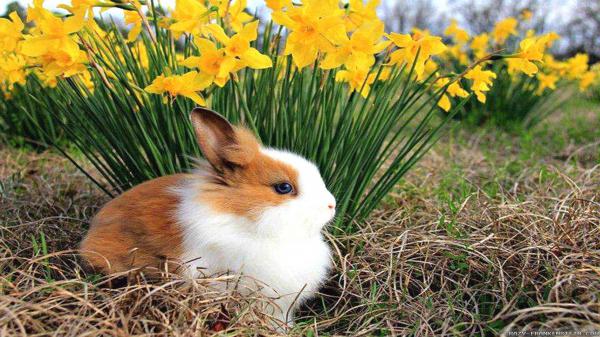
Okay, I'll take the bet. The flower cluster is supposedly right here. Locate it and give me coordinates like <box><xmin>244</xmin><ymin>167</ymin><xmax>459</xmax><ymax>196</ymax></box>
<box><xmin>434</xmin><ymin>15</ymin><xmax>597</xmax><ymax>111</ymax></box>
<box><xmin>0</xmin><ymin>0</ymin><xmax>102</xmax><ymax>95</ymax></box>
<box><xmin>0</xmin><ymin>1</ymin><xmax>596</xmax><ymax>110</ymax></box>
<box><xmin>0</xmin><ymin>11</ymin><xmax>27</xmax><ymax>93</ymax></box>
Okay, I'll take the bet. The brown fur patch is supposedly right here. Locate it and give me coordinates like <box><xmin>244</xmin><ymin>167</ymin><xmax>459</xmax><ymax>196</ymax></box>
<box><xmin>221</xmin><ymin>127</ymin><xmax>260</xmax><ymax>167</ymax></box>
<box><xmin>80</xmin><ymin>174</ymin><xmax>192</xmax><ymax>274</ymax></box>
<box><xmin>197</xmin><ymin>128</ymin><xmax>299</xmax><ymax>220</ymax></box>
<box><xmin>190</xmin><ymin>108</ymin><xmax>259</xmax><ymax>171</ymax></box>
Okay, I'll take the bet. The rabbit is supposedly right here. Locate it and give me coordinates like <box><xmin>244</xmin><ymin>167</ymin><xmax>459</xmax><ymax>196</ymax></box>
<box><xmin>80</xmin><ymin>107</ymin><xmax>336</xmax><ymax>328</ymax></box>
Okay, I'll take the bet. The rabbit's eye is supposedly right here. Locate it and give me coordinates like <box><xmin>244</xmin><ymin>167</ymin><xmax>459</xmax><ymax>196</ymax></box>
<box><xmin>273</xmin><ymin>182</ymin><xmax>293</xmax><ymax>194</ymax></box>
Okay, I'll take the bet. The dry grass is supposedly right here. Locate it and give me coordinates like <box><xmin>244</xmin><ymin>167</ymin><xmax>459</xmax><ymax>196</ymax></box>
<box><xmin>1</xmin><ymin>103</ymin><xmax>599</xmax><ymax>336</ymax></box>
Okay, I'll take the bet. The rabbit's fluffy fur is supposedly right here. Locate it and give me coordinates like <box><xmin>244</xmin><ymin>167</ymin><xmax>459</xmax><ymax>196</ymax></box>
<box><xmin>81</xmin><ymin>108</ymin><xmax>336</xmax><ymax>327</ymax></box>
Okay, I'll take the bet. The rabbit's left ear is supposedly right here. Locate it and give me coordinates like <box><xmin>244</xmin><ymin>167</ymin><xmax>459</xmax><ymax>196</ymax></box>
<box><xmin>190</xmin><ymin>107</ymin><xmax>259</xmax><ymax>172</ymax></box>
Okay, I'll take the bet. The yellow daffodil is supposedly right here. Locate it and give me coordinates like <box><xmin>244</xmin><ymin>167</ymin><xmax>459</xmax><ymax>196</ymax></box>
<box><xmin>124</xmin><ymin>10</ymin><xmax>143</xmax><ymax>42</ymax></box>
<box><xmin>470</xmin><ymin>33</ymin><xmax>489</xmax><ymax>59</ymax></box>
<box><xmin>204</xmin><ymin>21</ymin><xmax>272</xmax><ymax>69</ymax></box>
<box><xmin>387</xmin><ymin>30</ymin><xmax>447</xmax><ymax>80</ymax></box>
<box><xmin>444</xmin><ymin>19</ymin><xmax>469</xmax><ymax>45</ymax></box>
<box><xmin>20</xmin><ymin>6</ymin><xmax>88</xmax><ymax>78</ymax></box>
<box><xmin>0</xmin><ymin>12</ymin><xmax>25</xmax><ymax>54</ymax></box>
<box><xmin>27</xmin><ymin>0</ymin><xmax>51</xmax><ymax>23</ymax></box>
<box><xmin>77</xmin><ymin>69</ymin><xmax>95</xmax><ymax>93</ymax></box>
<box><xmin>578</xmin><ymin>71</ymin><xmax>596</xmax><ymax>92</ymax></box>
<box><xmin>39</xmin><ymin>44</ymin><xmax>88</xmax><ymax>78</ymax></box>
<box><xmin>536</xmin><ymin>73</ymin><xmax>558</xmax><ymax>95</ymax></box>
<box><xmin>58</xmin><ymin>0</ymin><xmax>104</xmax><ymax>16</ymax></box>
<box><xmin>272</xmin><ymin>0</ymin><xmax>347</xmax><ymax>68</ymax></box>
<box><xmin>465</xmin><ymin>65</ymin><xmax>497</xmax><ymax>103</ymax></box>
<box><xmin>144</xmin><ymin>71</ymin><xmax>213</xmax><ymax>105</ymax></box>
<box><xmin>508</xmin><ymin>36</ymin><xmax>548</xmax><ymax>76</ymax></box>
<box><xmin>343</xmin><ymin>0</ymin><xmax>380</xmax><ymax>32</ymax></box>
<box><xmin>169</xmin><ymin>0</ymin><xmax>213</xmax><ymax>37</ymax></box>
<box><xmin>492</xmin><ymin>17</ymin><xmax>518</xmax><ymax>45</ymax></box>
<box><xmin>34</xmin><ymin>69</ymin><xmax>58</xmax><ymax>88</ymax></box>
<box><xmin>21</xmin><ymin>11</ymin><xmax>85</xmax><ymax>57</ymax></box>
<box><xmin>435</xmin><ymin>77</ymin><xmax>469</xmax><ymax>111</ymax></box>
<box><xmin>182</xmin><ymin>21</ymin><xmax>271</xmax><ymax>87</ymax></box>
<box><xmin>214</xmin><ymin>0</ymin><xmax>253</xmax><ymax>32</ymax></box>
<box><xmin>565</xmin><ymin>54</ymin><xmax>589</xmax><ymax>80</ymax></box>
<box><xmin>320</xmin><ymin>20</ymin><xmax>389</xmax><ymax>70</ymax></box>
<box><xmin>543</xmin><ymin>32</ymin><xmax>560</xmax><ymax>48</ymax></box>
<box><xmin>335</xmin><ymin>58</ymin><xmax>384</xmax><ymax>98</ymax></box>
<box><xmin>542</xmin><ymin>55</ymin><xmax>568</xmax><ymax>76</ymax></box>
<box><xmin>181</xmin><ymin>39</ymin><xmax>230</xmax><ymax>87</ymax></box>
<box><xmin>265</xmin><ymin>0</ymin><xmax>292</xmax><ymax>12</ymax></box>
<box><xmin>0</xmin><ymin>53</ymin><xmax>28</xmax><ymax>88</ymax></box>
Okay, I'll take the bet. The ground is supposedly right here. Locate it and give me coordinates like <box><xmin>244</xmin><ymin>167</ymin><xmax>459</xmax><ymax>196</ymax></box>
<box><xmin>1</xmin><ymin>97</ymin><xmax>599</xmax><ymax>336</ymax></box>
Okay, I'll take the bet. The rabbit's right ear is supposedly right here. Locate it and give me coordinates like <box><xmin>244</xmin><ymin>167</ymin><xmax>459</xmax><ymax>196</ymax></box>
<box><xmin>190</xmin><ymin>107</ymin><xmax>258</xmax><ymax>172</ymax></box>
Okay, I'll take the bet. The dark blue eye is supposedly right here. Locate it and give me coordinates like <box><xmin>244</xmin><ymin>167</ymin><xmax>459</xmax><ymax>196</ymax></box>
<box><xmin>274</xmin><ymin>182</ymin><xmax>293</xmax><ymax>194</ymax></box>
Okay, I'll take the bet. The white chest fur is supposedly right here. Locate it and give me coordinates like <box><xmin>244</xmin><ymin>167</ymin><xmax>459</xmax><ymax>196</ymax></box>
<box><xmin>175</xmin><ymin>184</ymin><xmax>331</xmax><ymax>322</ymax></box>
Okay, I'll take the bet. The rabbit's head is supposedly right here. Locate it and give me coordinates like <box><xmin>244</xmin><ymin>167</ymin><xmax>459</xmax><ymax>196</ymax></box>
<box><xmin>190</xmin><ymin>107</ymin><xmax>336</xmax><ymax>237</ymax></box>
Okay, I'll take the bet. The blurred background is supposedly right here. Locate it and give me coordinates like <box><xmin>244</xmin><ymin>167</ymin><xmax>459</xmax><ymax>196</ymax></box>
<box><xmin>2</xmin><ymin>0</ymin><xmax>598</xmax><ymax>62</ymax></box>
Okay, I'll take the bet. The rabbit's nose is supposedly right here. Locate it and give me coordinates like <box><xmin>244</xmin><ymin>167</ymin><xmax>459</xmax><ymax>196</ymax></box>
<box><xmin>328</xmin><ymin>203</ymin><xmax>335</xmax><ymax>210</ymax></box>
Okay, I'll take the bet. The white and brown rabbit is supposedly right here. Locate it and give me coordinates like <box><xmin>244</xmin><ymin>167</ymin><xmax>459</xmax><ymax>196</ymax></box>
<box><xmin>80</xmin><ymin>107</ymin><xmax>336</xmax><ymax>327</ymax></box>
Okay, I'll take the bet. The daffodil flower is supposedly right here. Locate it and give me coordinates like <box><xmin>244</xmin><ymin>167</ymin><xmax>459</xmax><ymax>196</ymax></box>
<box><xmin>536</xmin><ymin>73</ymin><xmax>558</xmax><ymax>95</ymax></box>
<box><xmin>265</xmin><ymin>0</ymin><xmax>292</xmax><ymax>12</ymax></box>
<box><xmin>578</xmin><ymin>71</ymin><xmax>596</xmax><ymax>92</ymax></box>
<box><xmin>335</xmin><ymin>58</ymin><xmax>379</xmax><ymax>98</ymax></box>
<box><xmin>507</xmin><ymin>36</ymin><xmax>548</xmax><ymax>76</ymax></box>
<box><xmin>343</xmin><ymin>0</ymin><xmax>380</xmax><ymax>32</ymax></box>
<box><xmin>21</xmin><ymin>11</ymin><xmax>85</xmax><ymax>58</ymax></box>
<box><xmin>444</xmin><ymin>19</ymin><xmax>469</xmax><ymax>45</ymax></box>
<box><xmin>20</xmin><ymin>6</ymin><xmax>88</xmax><ymax>79</ymax></box>
<box><xmin>210</xmin><ymin>0</ymin><xmax>253</xmax><ymax>32</ymax></box>
<box><xmin>465</xmin><ymin>65</ymin><xmax>497</xmax><ymax>103</ymax></box>
<box><xmin>58</xmin><ymin>0</ymin><xmax>107</xmax><ymax>17</ymax></box>
<box><xmin>470</xmin><ymin>33</ymin><xmax>489</xmax><ymax>59</ymax></box>
<box><xmin>320</xmin><ymin>20</ymin><xmax>389</xmax><ymax>70</ymax></box>
<box><xmin>144</xmin><ymin>71</ymin><xmax>213</xmax><ymax>105</ymax></box>
<box><xmin>124</xmin><ymin>10</ymin><xmax>143</xmax><ymax>42</ymax></box>
<box><xmin>387</xmin><ymin>30</ymin><xmax>447</xmax><ymax>80</ymax></box>
<box><xmin>565</xmin><ymin>54</ymin><xmax>589</xmax><ymax>80</ymax></box>
<box><xmin>435</xmin><ymin>77</ymin><xmax>469</xmax><ymax>112</ymax></box>
<box><xmin>182</xmin><ymin>21</ymin><xmax>272</xmax><ymax>87</ymax></box>
<box><xmin>272</xmin><ymin>0</ymin><xmax>347</xmax><ymax>68</ymax></box>
<box><xmin>542</xmin><ymin>55</ymin><xmax>568</xmax><ymax>76</ymax></box>
<box><xmin>0</xmin><ymin>12</ymin><xmax>25</xmax><ymax>53</ymax></box>
<box><xmin>169</xmin><ymin>0</ymin><xmax>213</xmax><ymax>37</ymax></box>
<box><xmin>0</xmin><ymin>53</ymin><xmax>28</xmax><ymax>89</ymax></box>
<box><xmin>204</xmin><ymin>21</ymin><xmax>272</xmax><ymax>70</ymax></box>
<box><xmin>181</xmin><ymin>39</ymin><xmax>230</xmax><ymax>87</ymax></box>
<box><xmin>492</xmin><ymin>17</ymin><xmax>518</xmax><ymax>45</ymax></box>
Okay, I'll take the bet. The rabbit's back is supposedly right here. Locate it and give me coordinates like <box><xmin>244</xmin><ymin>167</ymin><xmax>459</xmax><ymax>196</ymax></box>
<box><xmin>80</xmin><ymin>174</ymin><xmax>194</xmax><ymax>274</ymax></box>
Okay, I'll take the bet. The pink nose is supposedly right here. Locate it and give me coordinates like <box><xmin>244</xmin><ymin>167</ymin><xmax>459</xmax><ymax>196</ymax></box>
<box><xmin>328</xmin><ymin>203</ymin><xmax>335</xmax><ymax>210</ymax></box>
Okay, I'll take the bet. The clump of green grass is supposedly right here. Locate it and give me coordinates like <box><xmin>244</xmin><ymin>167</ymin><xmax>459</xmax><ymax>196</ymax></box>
<box><xmin>0</xmin><ymin>77</ymin><xmax>67</xmax><ymax>149</ymax></box>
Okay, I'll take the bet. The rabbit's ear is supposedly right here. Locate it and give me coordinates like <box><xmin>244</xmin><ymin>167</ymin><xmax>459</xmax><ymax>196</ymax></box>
<box><xmin>190</xmin><ymin>107</ymin><xmax>258</xmax><ymax>172</ymax></box>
